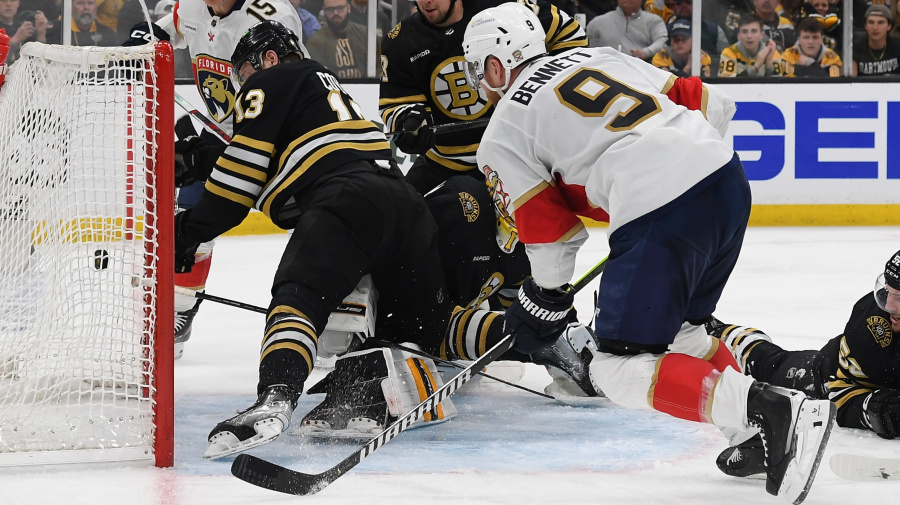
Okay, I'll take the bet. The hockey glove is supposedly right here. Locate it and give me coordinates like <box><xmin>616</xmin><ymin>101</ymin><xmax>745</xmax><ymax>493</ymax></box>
<box><xmin>122</xmin><ymin>21</ymin><xmax>170</xmax><ymax>47</ymax></box>
<box><xmin>174</xmin><ymin>210</ymin><xmax>201</xmax><ymax>274</ymax></box>
<box><xmin>863</xmin><ymin>389</ymin><xmax>900</xmax><ymax>439</ymax></box>
<box><xmin>392</xmin><ymin>105</ymin><xmax>435</xmax><ymax>155</ymax></box>
<box><xmin>504</xmin><ymin>278</ymin><xmax>574</xmax><ymax>354</ymax></box>
<box><xmin>174</xmin><ymin>133</ymin><xmax>227</xmax><ymax>187</ymax></box>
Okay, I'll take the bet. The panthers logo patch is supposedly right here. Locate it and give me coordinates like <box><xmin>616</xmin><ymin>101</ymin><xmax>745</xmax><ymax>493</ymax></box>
<box><xmin>458</xmin><ymin>191</ymin><xmax>480</xmax><ymax>222</ymax></box>
<box><xmin>867</xmin><ymin>316</ymin><xmax>892</xmax><ymax>348</ymax></box>
<box><xmin>194</xmin><ymin>54</ymin><xmax>236</xmax><ymax>123</ymax></box>
<box><xmin>430</xmin><ymin>56</ymin><xmax>490</xmax><ymax>120</ymax></box>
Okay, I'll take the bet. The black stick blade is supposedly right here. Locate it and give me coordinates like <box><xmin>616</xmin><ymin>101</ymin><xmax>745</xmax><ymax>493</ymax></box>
<box><xmin>232</xmin><ymin>454</ymin><xmax>335</xmax><ymax>495</ymax></box>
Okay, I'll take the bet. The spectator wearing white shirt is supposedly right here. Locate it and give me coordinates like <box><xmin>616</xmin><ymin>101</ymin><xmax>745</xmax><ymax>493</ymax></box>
<box><xmin>586</xmin><ymin>0</ymin><xmax>667</xmax><ymax>61</ymax></box>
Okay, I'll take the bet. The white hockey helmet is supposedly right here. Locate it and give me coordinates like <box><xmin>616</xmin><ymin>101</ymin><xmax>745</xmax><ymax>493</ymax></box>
<box><xmin>462</xmin><ymin>2</ymin><xmax>547</xmax><ymax>94</ymax></box>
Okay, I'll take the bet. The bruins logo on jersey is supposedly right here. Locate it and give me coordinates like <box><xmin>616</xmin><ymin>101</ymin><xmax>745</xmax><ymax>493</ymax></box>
<box><xmin>867</xmin><ymin>316</ymin><xmax>892</xmax><ymax>348</ymax></box>
<box><xmin>430</xmin><ymin>56</ymin><xmax>490</xmax><ymax>120</ymax></box>
<box><xmin>458</xmin><ymin>191</ymin><xmax>480</xmax><ymax>223</ymax></box>
<box><xmin>195</xmin><ymin>55</ymin><xmax>236</xmax><ymax>123</ymax></box>
<box><xmin>388</xmin><ymin>22</ymin><xmax>401</xmax><ymax>39</ymax></box>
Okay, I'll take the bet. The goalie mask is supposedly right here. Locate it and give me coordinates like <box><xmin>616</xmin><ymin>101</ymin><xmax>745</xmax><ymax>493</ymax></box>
<box><xmin>462</xmin><ymin>2</ymin><xmax>547</xmax><ymax>95</ymax></box>
<box><xmin>231</xmin><ymin>20</ymin><xmax>305</xmax><ymax>85</ymax></box>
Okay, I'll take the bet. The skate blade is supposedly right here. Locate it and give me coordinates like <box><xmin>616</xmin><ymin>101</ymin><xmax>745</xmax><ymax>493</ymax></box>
<box><xmin>203</xmin><ymin>419</ymin><xmax>284</xmax><ymax>460</ymax></box>
<box><xmin>777</xmin><ymin>399</ymin><xmax>836</xmax><ymax>505</ymax></box>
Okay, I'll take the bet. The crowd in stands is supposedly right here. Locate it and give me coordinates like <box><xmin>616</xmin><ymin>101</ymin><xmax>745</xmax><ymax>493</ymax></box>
<box><xmin>3</xmin><ymin>0</ymin><xmax>900</xmax><ymax>78</ymax></box>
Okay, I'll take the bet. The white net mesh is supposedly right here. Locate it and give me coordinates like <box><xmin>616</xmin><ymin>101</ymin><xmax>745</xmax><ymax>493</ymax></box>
<box><xmin>0</xmin><ymin>43</ymin><xmax>168</xmax><ymax>465</ymax></box>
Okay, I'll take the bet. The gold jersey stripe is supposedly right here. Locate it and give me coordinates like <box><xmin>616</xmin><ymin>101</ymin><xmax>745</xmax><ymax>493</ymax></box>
<box><xmin>263</xmin><ymin>140</ymin><xmax>390</xmax><ymax>215</ymax></box>
<box><xmin>217</xmin><ymin>157</ymin><xmax>268</xmax><ymax>182</ymax></box>
<box><xmin>277</xmin><ymin>120</ymin><xmax>384</xmax><ymax>171</ymax></box>
<box><xmin>378</xmin><ymin>95</ymin><xmax>428</xmax><ymax>106</ymax></box>
<box><xmin>232</xmin><ymin>135</ymin><xmax>276</xmax><ymax>154</ymax></box>
<box><xmin>205</xmin><ymin>180</ymin><xmax>256</xmax><ymax>208</ymax></box>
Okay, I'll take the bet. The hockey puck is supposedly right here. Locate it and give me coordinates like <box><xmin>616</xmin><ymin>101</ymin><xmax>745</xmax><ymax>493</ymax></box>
<box><xmin>94</xmin><ymin>249</ymin><xmax>109</xmax><ymax>270</ymax></box>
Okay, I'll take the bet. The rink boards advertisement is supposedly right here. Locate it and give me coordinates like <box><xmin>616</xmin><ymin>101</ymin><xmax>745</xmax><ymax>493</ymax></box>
<box><xmin>175</xmin><ymin>81</ymin><xmax>900</xmax><ymax>232</ymax></box>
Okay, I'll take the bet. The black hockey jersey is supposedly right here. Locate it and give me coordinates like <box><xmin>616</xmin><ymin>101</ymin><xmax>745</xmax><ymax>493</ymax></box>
<box><xmin>183</xmin><ymin>60</ymin><xmax>393</xmax><ymax>241</ymax></box>
<box><xmin>379</xmin><ymin>0</ymin><xmax>586</xmax><ymax>174</ymax></box>
<box><xmin>824</xmin><ymin>292</ymin><xmax>900</xmax><ymax>430</ymax></box>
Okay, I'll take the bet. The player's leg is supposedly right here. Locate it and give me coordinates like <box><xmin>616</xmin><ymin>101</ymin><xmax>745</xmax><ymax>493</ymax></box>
<box><xmin>299</xmin><ymin>169</ymin><xmax>457</xmax><ymax>436</ymax></box>
<box><xmin>205</xmin><ymin>173</ymin><xmax>386</xmax><ymax>458</ymax></box>
<box><xmin>592</xmin><ymin>158</ymin><xmax>834</xmax><ymax>502</ymax></box>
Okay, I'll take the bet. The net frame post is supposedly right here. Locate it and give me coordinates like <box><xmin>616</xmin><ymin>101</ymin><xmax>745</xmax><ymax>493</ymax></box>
<box><xmin>150</xmin><ymin>40</ymin><xmax>175</xmax><ymax>468</ymax></box>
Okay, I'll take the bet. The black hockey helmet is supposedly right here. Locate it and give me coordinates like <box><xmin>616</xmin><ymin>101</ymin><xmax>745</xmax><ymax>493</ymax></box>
<box><xmin>873</xmin><ymin>249</ymin><xmax>900</xmax><ymax>311</ymax></box>
<box><xmin>231</xmin><ymin>20</ymin><xmax>304</xmax><ymax>83</ymax></box>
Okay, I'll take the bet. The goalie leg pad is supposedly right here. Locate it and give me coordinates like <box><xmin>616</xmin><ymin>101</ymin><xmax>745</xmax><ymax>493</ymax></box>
<box><xmin>298</xmin><ymin>346</ymin><xmax>457</xmax><ymax>439</ymax></box>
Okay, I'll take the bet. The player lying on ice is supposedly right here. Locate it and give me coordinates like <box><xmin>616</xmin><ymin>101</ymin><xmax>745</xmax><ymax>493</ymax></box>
<box><xmin>173</xmin><ymin>20</ymin><xmax>604</xmax><ymax>459</ymax></box>
<box><xmin>462</xmin><ymin>3</ymin><xmax>835</xmax><ymax>504</ymax></box>
<box><xmin>710</xmin><ymin>248</ymin><xmax>900</xmax><ymax>477</ymax></box>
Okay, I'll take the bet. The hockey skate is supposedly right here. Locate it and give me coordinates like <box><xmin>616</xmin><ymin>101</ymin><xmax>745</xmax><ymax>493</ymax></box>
<box><xmin>531</xmin><ymin>324</ymin><xmax>604</xmax><ymax>398</ymax></box>
<box><xmin>745</xmin><ymin>383</ymin><xmax>835</xmax><ymax>504</ymax></box>
<box><xmin>716</xmin><ymin>433</ymin><xmax>766</xmax><ymax>478</ymax></box>
<box><xmin>204</xmin><ymin>384</ymin><xmax>297</xmax><ymax>459</ymax></box>
<box><xmin>173</xmin><ymin>297</ymin><xmax>202</xmax><ymax>360</ymax></box>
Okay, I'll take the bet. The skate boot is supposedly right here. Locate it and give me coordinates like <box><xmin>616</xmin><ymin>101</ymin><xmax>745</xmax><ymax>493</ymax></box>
<box><xmin>173</xmin><ymin>297</ymin><xmax>202</xmax><ymax>360</ymax></box>
<box><xmin>746</xmin><ymin>382</ymin><xmax>835</xmax><ymax>504</ymax></box>
<box><xmin>299</xmin><ymin>348</ymin><xmax>393</xmax><ymax>439</ymax></box>
<box><xmin>204</xmin><ymin>384</ymin><xmax>298</xmax><ymax>459</ymax></box>
<box><xmin>531</xmin><ymin>324</ymin><xmax>604</xmax><ymax>397</ymax></box>
<box><xmin>716</xmin><ymin>433</ymin><xmax>766</xmax><ymax>477</ymax></box>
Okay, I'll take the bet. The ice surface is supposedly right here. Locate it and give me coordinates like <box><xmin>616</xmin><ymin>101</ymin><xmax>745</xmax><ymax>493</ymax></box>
<box><xmin>2</xmin><ymin>227</ymin><xmax>899</xmax><ymax>504</ymax></box>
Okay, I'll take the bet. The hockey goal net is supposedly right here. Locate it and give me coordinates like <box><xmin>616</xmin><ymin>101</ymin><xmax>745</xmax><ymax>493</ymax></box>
<box><xmin>0</xmin><ymin>42</ymin><xmax>174</xmax><ymax>467</ymax></box>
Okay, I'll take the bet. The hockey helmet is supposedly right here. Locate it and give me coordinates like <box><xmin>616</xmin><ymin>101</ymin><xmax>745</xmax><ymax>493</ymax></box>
<box><xmin>462</xmin><ymin>2</ymin><xmax>547</xmax><ymax>94</ymax></box>
<box><xmin>873</xmin><ymin>249</ymin><xmax>900</xmax><ymax>311</ymax></box>
<box><xmin>231</xmin><ymin>20</ymin><xmax>305</xmax><ymax>84</ymax></box>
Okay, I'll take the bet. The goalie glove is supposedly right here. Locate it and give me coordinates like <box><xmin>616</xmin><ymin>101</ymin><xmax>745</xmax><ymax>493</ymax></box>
<box><xmin>174</xmin><ymin>210</ymin><xmax>201</xmax><ymax>274</ymax></box>
<box><xmin>122</xmin><ymin>21</ymin><xmax>171</xmax><ymax>46</ymax></box>
<box><xmin>863</xmin><ymin>389</ymin><xmax>900</xmax><ymax>439</ymax></box>
<box><xmin>392</xmin><ymin>104</ymin><xmax>435</xmax><ymax>155</ymax></box>
<box><xmin>504</xmin><ymin>278</ymin><xmax>574</xmax><ymax>354</ymax></box>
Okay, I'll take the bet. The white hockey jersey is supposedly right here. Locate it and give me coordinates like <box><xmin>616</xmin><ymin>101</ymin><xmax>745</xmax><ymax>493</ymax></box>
<box><xmin>477</xmin><ymin>47</ymin><xmax>736</xmax><ymax>289</ymax></box>
<box><xmin>157</xmin><ymin>0</ymin><xmax>306</xmax><ymax>135</ymax></box>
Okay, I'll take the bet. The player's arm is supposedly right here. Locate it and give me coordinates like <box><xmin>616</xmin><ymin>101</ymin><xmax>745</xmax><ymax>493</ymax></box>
<box><xmin>478</xmin><ymin>121</ymin><xmax>585</xmax><ymax>290</ymax></box>
<box><xmin>121</xmin><ymin>12</ymin><xmax>181</xmax><ymax>47</ymax></box>
<box><xmin>378</xmin><ymin>36</ymin><xmax>434</xmax><ymax>153</ymax></box>
<box><xmin>177</xmin><ymin>76</ymin><xmax>285</xmax><ymax>248</ymax></box>
<box><xmin>523</xmin><ymin>0</ymin><xmax>588</xmax><ymax>54</ymax></box>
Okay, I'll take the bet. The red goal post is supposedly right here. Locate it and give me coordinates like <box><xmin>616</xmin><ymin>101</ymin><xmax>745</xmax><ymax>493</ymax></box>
<box><xmin>0</xmin><ymin>41</ymin><xmax>174</xmax><ymax>467</ymax></box>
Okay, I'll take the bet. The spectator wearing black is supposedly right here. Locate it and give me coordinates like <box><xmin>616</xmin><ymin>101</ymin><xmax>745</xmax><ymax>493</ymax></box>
<box><xmin>348</xmin><ymin>0</ymin><xmax>390</xmax><ymax>38</ymax></box>
<box><xmin>1</xmin><ymin>0</ymin><xmax>52</xmax><ymax>62</ymax></box>
<box><xmin>749</xmin><ymin>0</ymin><xmax>796</xmax><ymax>51</ymax></box>
<box><xmin>853</xmin><ymin>4</ymin><xmax>900</xmax><ymax>76</ymax></box>
<box><xmin>700</xmin><ymin>0</ymin><xmax>753</xmax><ymax>43</ymax></box>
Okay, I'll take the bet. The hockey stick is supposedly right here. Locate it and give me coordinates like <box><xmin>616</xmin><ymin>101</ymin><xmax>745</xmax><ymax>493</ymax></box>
<box><xmin>829</xmin><ymin>453</ymin><xmax>900</xmax><ymax>481</ymax></box>
<box><xmin>171</xmin><ymin>286</ymin><xmax>554</xmax><ymax>400</ymax></box>
<box><xmin>385</xmin><ymin>117</ymin><xmax>490</xmax><ymax>140</ymax></box>
<box><xmin>230</xmin><ymin>256</ymin><xmax>608</xmax><ymax>495</ymax></box>
<box><xmin>173</xmin><ymin>92</ymin><xmax>232</xmax><ymax>144</ymax></box>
